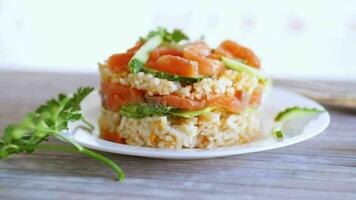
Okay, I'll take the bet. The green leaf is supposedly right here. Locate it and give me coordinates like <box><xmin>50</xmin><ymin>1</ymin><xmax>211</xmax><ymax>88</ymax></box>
<box><xmin>170</xmin><ymin>29</ymin><xmax>189</xmax><ymax>43</ymax></box>
<box><xmin>145</xmin><ymin>27</ymin><xmax>189</xmax><ymax>43</ymax></box>
<box><xmin>0</xmin><ymin>113</ymin><xmax>50</xmax><ymax>159</ymax></box>
<box><xmin>0</xmin><ymin>87</ymin><xmax>125</xmax><ymax>181</ymax></box>
<box><xmin>129</xmin><ymin>58</ymin><xmax>145</xmax><ymax>74</ymax></box>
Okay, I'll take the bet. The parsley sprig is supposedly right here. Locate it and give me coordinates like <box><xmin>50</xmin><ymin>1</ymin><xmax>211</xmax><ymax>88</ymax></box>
<box><xmin>0</xmin><ymin>87</ymin><xmax>125</xmax><ymax>181</ymax></box>
<box><xmin>141</xmin><ymin>27</ymin><xmax>189</xmax><ymax>43</ymax></box>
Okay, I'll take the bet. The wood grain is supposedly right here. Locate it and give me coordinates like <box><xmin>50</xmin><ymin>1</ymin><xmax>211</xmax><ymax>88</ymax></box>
<box><xmin>0</xmin><ymin>71</ymin><xmax>355</xmax><ymax>200</ymax></box>
<box><xmin>273</xmin><ymin>79</ymin><xmax>356</xmax><ymax>111</ymax></box>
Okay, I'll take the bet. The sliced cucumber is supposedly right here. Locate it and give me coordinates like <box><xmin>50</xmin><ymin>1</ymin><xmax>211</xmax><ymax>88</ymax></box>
<box><xmin>272</xmin><ymin>128</ymin><xmax>284</xmax><ymax>139</ymax></box>
<box><xmin>221</xmin><ymin>57</ymin><xmax>270</xmax><ymax>84</ymax></box>
<box><xmin>129</xmin><ymin>35</ymin><xmax>163</xmax><ymax>74</ymax></box>
<box><xmin>170</xmin><ymin>107</ymin><xmax>214</xmax><ymax>118</ymax></box>
<box><xmin>272</xmin><ymin>106</ymin><xmax>324</xmax><ymax>140</ymax></box>
<box><xmin>128</xmin><ymin>35</ymin><xmax>205</xmax><ymax>84</ymax></box>
<box><xmin>275</xmin><ymin>107</ymin><xmax>323</xmax><ymax>122</ymax></box>
<box><xmin>141</xmin><ymin>67</ymin><xmax>205</xmax><ymax>84</ymax></box>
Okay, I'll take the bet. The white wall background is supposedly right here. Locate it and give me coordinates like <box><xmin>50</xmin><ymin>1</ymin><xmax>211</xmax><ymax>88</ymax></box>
<box><xmin>0</xmin><ymin>0</ymin><xmax>356</xmax><ymax>80</ymax></box>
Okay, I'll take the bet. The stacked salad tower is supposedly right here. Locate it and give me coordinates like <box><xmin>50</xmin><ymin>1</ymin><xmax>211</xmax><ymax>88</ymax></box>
<box><xmin>99</xmin><ymin>28</ymin><xmax>269</xmax><ymax>149</ymax></box>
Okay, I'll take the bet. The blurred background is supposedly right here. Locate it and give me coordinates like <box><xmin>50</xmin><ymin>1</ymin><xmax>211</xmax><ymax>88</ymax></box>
<box><xmin>0</xmin><ymin>0</ymin><xmax>355</xmax><ymax>80</ymax></box>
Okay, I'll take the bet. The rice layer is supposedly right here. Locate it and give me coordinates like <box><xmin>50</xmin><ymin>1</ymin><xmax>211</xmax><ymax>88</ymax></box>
<box><xmin>116</xmin><ymin>69</ymin><xmax>260</xmax><ymax>99</ymax></box>
<box><xmin>99</xmin><ymin>108</ymin><xmax>261</xmax><ymax>149</ymax></box>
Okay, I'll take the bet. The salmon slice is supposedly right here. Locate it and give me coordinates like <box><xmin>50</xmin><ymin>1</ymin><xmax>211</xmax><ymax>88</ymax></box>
<box><xmin>107</xmin><ymin>53</ymin><xmax>133</xmax><ymax>73</ymax></box>
<box><xmin>100</xmin><ymin>128</ymin><xmax>126</xmax><ymax>144</ymax></box>
<box><xmin>146</xmin><ymin>47</ymin><xmax>183</xmax><ymax>67</ymax></box>
<box><xmin>146</xmin><ymin>95</ymin><xmax>206</xmax><ymax>111</ymax></box>
<box><xmin>183</xmin><ymin>42</ymin><xmax>224</xmax><ymax>76</ymax></box>
<box><xmin>101</xmin><ymin>81</ymin><xmax>145</xmax><ymax>112</ymax></box>
<box><xmin>126</xmin><ymin>41</ymin><xmax>143</xmax><ymax>53</ymax></box>
<box><xmin>215</xmin><ymin>40</ymin><xmax>260</xmax><ymax>68</ymax></box>
<box><xmin>146</xmin><ymin>93</ymin><xmax>244</xmax><ymax>113</ymax></box>
<box><xmin>207</xmin><ymin>95</ymin><xmax>243</xmax><ymax>113</ymax></box>
<box><xmin>147</xmin><ymin>55</ymin><xmax>199</xmax><ymax>78</ymax></box>
<box><xmin>107</xmin><ymin>41</ymin><xmax>144</xmax><ymax>73</ymax></box>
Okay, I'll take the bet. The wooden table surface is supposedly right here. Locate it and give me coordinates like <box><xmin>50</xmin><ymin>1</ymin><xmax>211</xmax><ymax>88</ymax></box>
<box><xmin>0</xmin><ymin>71</ymin><xmax>356</xmax><ymax>200</ymax></box>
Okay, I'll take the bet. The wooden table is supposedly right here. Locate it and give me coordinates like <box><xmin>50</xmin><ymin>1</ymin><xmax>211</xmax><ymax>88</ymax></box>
<box><xmin>0</xmin><ymin>71</ymin><xmax>355</xmax><ymax>200</ymax></box>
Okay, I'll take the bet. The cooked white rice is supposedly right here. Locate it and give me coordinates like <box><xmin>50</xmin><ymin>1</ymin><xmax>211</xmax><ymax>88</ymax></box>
<box><xmin>99</xmin><ymin>108</ymin><xmax>261</xmax><ymax>149</ymax></box>
<box><xmin>115</xmin><ymin>69</ymin><xmax>261</xmax><ymax>99</ymax></box>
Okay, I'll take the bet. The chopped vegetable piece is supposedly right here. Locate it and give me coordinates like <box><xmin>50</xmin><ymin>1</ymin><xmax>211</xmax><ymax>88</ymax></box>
<box><xmin>129</xmin><ymin>35</ymin><xmax>163</xmax><ymax>74</ymax></box>
<box><xmin>170</xmin><ymin>107</ymin><xmax>214</xmax><ymax>118</ymax></box>
<box><xmin>275</xmin><ymin>107</ymin><xmax>324</xmax><ymax>122</ymax></box>
<box><xmin>272</xmin><ymin>106</ymin><xmax>324</xmax><ymax>140</ymax></box>
<box><xmin>160</xmin><ymin>41</ymin><xmax>184</xmax><ymax>50</ymax></box>
<box><xmin>221</xmin><ymin>57</ymin><xmax>269</xmax><ymax>84</ymax></box>
<box><xmin>141</xmin><ymin>67</ymin><xmax>205</xmax><ymax>84</ymax></box>
<box><xmin>272</xmin><ymin>128</ymin><xmax>284</xmax><ymax>139</ymax></box>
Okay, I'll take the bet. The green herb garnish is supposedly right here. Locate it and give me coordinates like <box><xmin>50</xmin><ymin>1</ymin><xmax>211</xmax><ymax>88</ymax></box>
<box><xmin>0</xmin><ymin>87</ymin><xmax>125</xmax><ymax>181</ymax></box>
<box><xmin>145</xmin><ymin>27</ymin><xmax>189</xmax><ymax>43</ymax></box>
<box><xmin>130</xmin><ymin>29</ymin><xmax>204</xmax><ymax>83</ymax></box>
<box><xmin>120</xmin><ymin>104</ymin><xmax>213</xmax><ymax>119</ymax></box>
<box><xmin>129</xmin><ymin>58</ymin><xmax>145</xmax><ymax>74</ymax></box>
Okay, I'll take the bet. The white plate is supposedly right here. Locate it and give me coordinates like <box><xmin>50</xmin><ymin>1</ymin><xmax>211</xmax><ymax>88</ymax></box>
<box><xmin>68</xmin><ymin>87</ymin><xmax>330</xmax><ymax>159</ymax></box>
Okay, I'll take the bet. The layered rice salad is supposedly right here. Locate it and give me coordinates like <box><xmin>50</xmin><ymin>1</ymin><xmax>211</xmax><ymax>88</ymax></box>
<box><xmin>99</xmin><ymin>28</ymin><xmax>269</xmax><ymax>149</ymax></box>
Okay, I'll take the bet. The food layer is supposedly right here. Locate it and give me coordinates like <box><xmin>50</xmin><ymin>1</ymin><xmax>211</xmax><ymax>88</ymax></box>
<box><xmin>99</xmin><ymin>108</ymin><xmax>261</xmax><ymax>148</ymax></box>
<box><xmin>98</xmin><ymin>28</ymin><xmax>268</xmax><ymax>148</ymax></box>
